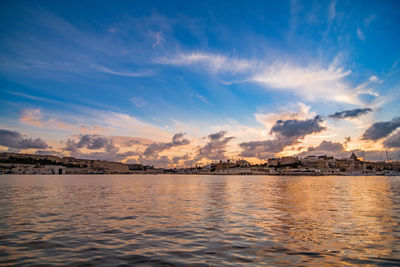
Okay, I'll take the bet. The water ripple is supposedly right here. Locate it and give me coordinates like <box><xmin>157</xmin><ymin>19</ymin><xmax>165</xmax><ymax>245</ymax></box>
<box><xmin>0</xmin><ymin>175</ymin><xmax>400</xmax><ymax>265</ymax></box>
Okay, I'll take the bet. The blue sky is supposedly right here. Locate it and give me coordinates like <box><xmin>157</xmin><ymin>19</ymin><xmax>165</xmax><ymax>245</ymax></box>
<box><xmin>1</xmin><ymin>0</ymin><xmax>400</xmax><ymax>166</ymax></box>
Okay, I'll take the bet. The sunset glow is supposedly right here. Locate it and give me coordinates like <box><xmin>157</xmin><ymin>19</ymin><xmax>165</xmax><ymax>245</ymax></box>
<box><xmin>1</xmin><ymin>0</ymin><xmax>399</xmax><ymax>167</ymax></box>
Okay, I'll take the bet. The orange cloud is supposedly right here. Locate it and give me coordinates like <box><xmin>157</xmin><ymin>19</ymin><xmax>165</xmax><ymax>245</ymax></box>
<box><xmin>19</xmin><ymin>109</ymin><xmax>111</xmax><ymax>134</ymax></box>
<box><xmin>20</xmin><ymin>109</ymin><xmax>43</xmax><ymax>126</ymax></box>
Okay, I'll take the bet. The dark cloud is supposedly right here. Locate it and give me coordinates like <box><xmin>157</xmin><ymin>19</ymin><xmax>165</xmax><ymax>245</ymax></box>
<box><xmin>0</xmin><ymin>129</ymin><xmax>48</xmax><ymax>149</ymax></box>
<box><xmin>143</xmin><ymin>133</ymin><xmax>190</xmax><ymax>156</ymax></box>
<box><xmin>344</xmin><ymin>136</ymin><xmax>351</xmax><ymax>146</ymax></box>
<box><xmin>65</xmin><ymin>135</ymin><xmax>116</xmax><ymax>152</ymax></box>
<box><xmin>195</xmin><ymin>131</ymin><xmax>234</xmax><ymax>161</ymax></box>
<box><xmin>123</xmin><ymin>139</ymin><xmax>150</xmax><ymax>147</ymax></box>
<box><xmin>64</xmin><ymin>134</ymin><xmax>139</xmax><ymax>162</ymax></box>
<box><xmin>240</xmin><ymin>116</ymin><xmax>326</xmax><ymax>159</ymax></box>
<box><xmin>271</xmin><ymin>116</ymin><xmax>325</xmax><ymax>139</ymax></box>
<box><xmin>109</xmin><ymin>136</ymin><xmax>153</xmax><ymax>147</ymax></box>
<box><xmin>295</xmin><ymin>140</ymin><xmax>346</xmax><ymax>157</ymax></box>
<box><xmin>362</xmin><ymin>117</ymin><xmax>400</xmax><ymax>140</ymax></box>
<box><xmin>138</xmin><ymin>133</ymin><xmax>190</xmax><ymax>167</ymax></box>
<box><xmin>239</xmin><ymin>138</ymin><xmax>292</xmax><ymax>159</ymax></box>
<box><xmin>307</xmin><ymin>141</ymin><xmax>344</xmax><ymax>152</ymax></box>
<box><xmin>125</xmin><ymin>140</ymin><xmax>142</xmax><ymax>146</ymax></box>
<box><xmin>171</xmin><ymin>133</ymin><xmax>190</xmax><ymax>145</ymax></box>
<box><xmin>66</xmin><ymin>133</ymin><xmax>189</xmax><ymax>165</ymax></box>
<box><xmin>135</xmin><ymin>155</ymin><xmax>172</xmax><ymax>167</ymax></box>
<box><xmin>172</xmin><ymin>154</ymin><xmax>190</xmax><ymax>164</ymax></box>
<box><xmin>142</xmin><ymin>143</ymin><xmax>164</xmax><ymax>156</ymax></box>
<box><xmin>156</xmin><ymin>156</ymin><xmax>172</xmax><ymax>166</ymax></box>
<box><xmin>383</xmin><ymin>131</ymin><xmax>400</xmax><ymax>148</ymax></box>
<box><xmin>208</xmin><ymin>131</ymin><xmax>226</xmax><ymax>141</ymax></box>
<box><xmin>328</xmin><ymin>108</ymin><xmax>372</xmax><ymax>119</ymax></box>
<box><xmin>180</xmin><ymin>131</ymin><xmax>234</xmax><ymax>165</ymax></box>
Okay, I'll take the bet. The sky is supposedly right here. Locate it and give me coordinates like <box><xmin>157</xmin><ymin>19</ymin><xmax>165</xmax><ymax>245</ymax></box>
<box><xmin>0</xmin><ymin>0</ymin><xmax>400</xmax><ymax>167</ymax></box>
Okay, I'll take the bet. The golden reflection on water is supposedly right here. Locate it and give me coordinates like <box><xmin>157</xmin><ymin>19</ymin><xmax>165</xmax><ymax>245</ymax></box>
<box><xmin>0</xmin><ymin>175</ymin><xmax>399</xmax><ymax>265</ymax></box>
<box><xmin>263</xmin><ymin>176</ymin><xmax>398</xmax><ymax>264</ymax></box>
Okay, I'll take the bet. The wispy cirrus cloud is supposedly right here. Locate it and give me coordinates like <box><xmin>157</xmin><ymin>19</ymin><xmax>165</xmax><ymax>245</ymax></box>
<box><xmin>195</xmin><ymin>94</ymin><xmax>212</xmax><ymax>106</ymax></box>
<box><xmin>19</xmin><ymin>109</ymin><xmax>112</xmax><ymax>134</ymax></box>
<box><xmin>156</xmin><ymin>51</ymin><xmax>379</xmax><ymax>105</ymax></box>
<box><xmin>0</xmin><ymin>7</ymin><xmax>162</xmax><ymax>81</ymax></box>
<box><xmin>149</xmin><ymin>30</ymin><xmax>163</xmax><ymax>48</ymax></box>
<box><xmin>91</xmin><ymin>64</ymin><xmax>153</xmax><ymax>77</ymax></box>
<box><xmin>155</xmin><ymin>52</ymin><xmax>253</xmax><ymax>73</ymax></box>
<box><xmin>327</xmin><ymin>0</ymin><xmax>336</xmax><ymax>23</ymax></box>
<box><xmin>97</xmin><ymin>111</ymin><xmax>171</xmax><ymax>140</ymax></box>
<box><xmin>357</xmin><ymin>27</ymin><xmax>365</xmax><ymax>41</ymax></box>
<box><xmin>131</xmin><ymin>97</ymin><xmax>148</xmax><ymax>108</ymax></box>
<box><xmin>250</xmin><ymin>61</ymin><xmax>361</xmax><ymax>104</ymax></box>
<box><xmin>20</xmin><ymin>109</ymin><xmax>43</xmax><ymax>126</ymax></box>
<box><xmin>17</xmin><ymin>106</ymin><xmax>173</xmax><ymax>147</ymax></box>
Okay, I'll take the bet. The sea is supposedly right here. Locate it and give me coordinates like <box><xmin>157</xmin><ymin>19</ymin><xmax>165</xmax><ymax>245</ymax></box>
<box><xmin>0</xmin><ymin>175</ymin><xmax>399</xmax><ymax>266</ymax></box>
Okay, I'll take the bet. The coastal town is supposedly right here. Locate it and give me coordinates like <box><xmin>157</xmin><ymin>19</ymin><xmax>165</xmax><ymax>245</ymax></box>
<box><xmin>1</xmin><ymin>152</ymin><xmax>399</xmax><ymax>176</ymax></box>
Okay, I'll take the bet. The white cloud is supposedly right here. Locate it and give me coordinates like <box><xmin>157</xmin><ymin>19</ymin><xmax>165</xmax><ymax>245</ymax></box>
<box><xmin>328</xmin><ymin>1</ymin><xmax>336</xmax><ymax>23</ymax></box>
<box><xmin>251</xmin><ymin>62</ymin><xmax>362</xmax><ymax>104</ymax></box>
<box><xmin>131</xmin><ymin>97</ymin><xmax>148</xmax><ymax>108</ymax></box>
<box><xmin>195</xmin><ymin>94</ymin><xmax>212</xmax><ymax>106</ymax></box>
<box><xmin>19</xmin><ymin>108</ymin><xmax>113</xmax><ymax>134</ymax></box>
<box><xmin>357</xmin><ymin>27</ymin><xmax>365</xmax><ymax>41</ymax></box>
<box><xmin>156</xmin><ymin>51</ymin><xmax>379</xmax><ymax>105</ymax></box>
<box><xmin>98</xmin><ymin>111</ymin><xmax>171</xmax><ymax>140</ymax></box>
<box><xmin>364</xmin><ymin>14</ymin><xmax>376</xmax><ymax>27</ymax></box>
<box><xmin>155</xmin><ymin>52</ymin><xmax>253</xmax><ymax>73</ymax></box>
<box><xmin>18</xmin><ymin>105</ymin><xmax>173</xmax><ymax>143</ymax></box>
<box><xmin>91</xmin><ymin>64</ymin><xmax>153</xmax><ymax>77</ymax></box>
<box><xmin>369</xmin><ymin>75</ymin><xmax>378</xmax><ymax>82</ymax></box>
<box><xmin>150</xmin><ymin>31</ymin><xmax>163</xmax><ymax>47</ymax></box>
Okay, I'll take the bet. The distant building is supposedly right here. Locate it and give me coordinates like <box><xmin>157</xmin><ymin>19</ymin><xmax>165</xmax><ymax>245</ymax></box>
<box><xmin>44</xmin><ymin>165</ymin><xmax>66</xmax><ymax>174</ymax></box>
<box><xmin>90</xmin><ymin>160</ymin><xmax>129</xmax><ymax>174</ymax></box>
<box><xmin>281</xmin><ymin>156</ymin><xmax>300</xmax><ymax>165</ymax></box>
<box><xmin>268</xmin><ymin>158</ymin><xmax>280</xmax><ymax>167</ymax></box>
<box><xmin>236</xmin><ymin>159</ymin><xmax>250</xmax><ymax>167</ymax></box>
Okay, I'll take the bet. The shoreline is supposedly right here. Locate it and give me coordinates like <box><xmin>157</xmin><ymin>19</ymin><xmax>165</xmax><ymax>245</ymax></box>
<box><xmin>1</xmin><ymin>173</ymin><xmax>398</xmax><ymax>176</ymax></box>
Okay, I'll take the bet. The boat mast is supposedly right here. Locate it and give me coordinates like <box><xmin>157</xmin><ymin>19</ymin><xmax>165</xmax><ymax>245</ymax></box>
<box><xmin>385</xmin><ymin>148</ymin><xmax>390</xmax><ymax>162</ymax></box>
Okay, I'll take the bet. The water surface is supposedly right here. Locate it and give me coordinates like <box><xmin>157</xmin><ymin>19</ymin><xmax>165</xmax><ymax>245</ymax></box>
<box><xmin>1</xmin><ymin>175</ymin><xmax>399</xmax><ymax>266</ymax></box>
